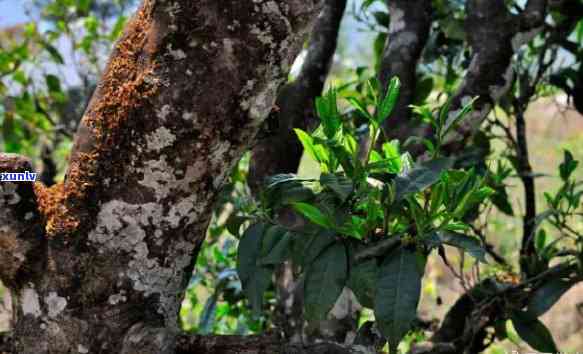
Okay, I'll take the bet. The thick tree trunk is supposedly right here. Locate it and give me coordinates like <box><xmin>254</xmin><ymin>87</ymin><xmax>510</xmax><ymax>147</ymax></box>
<box><xmin>0</xmin><ymin>1</ymin><xmax>323</xmax><ymax>353</ymax></box>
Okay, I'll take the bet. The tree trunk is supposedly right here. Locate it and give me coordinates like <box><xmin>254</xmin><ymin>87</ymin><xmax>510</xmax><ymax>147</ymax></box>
<box><xmin>248</xmin><ymin>0</ymin><xmax>347</xmax><ymax>193</ymax></box>
<box><xmin>0</xmin><ymin>1</ymin><xmax>323</xmax><ymax>353</ymax></box>
<box><xmin>378</xmin><ymin>0</ymin><xmax>432</xmax><ymax>150</ymax></box>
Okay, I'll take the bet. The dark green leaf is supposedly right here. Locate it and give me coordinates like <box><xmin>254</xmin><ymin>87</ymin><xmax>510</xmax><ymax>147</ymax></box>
<box><xmin>511</xmin><ymin>311</ymin><xmax>558</xmax><ymax>353</ymax></box>
<box><xmin>226</xmin><ymin>215</ymin><xmax>248</xmax><ymax>237</ymax></box>
<box><xmin>302</xmin><ymin>231</ymin><xmax>337</xmax><ymax>267</ymax></box>
<box><xmin>320</xmin><ymin>173</ymin><xmax>353</xmax><ymax>202</ymax></box>
<box><xmin>260</xmin><ymin>230</ymin><xmax>293</xmax><ymax>266</ymax></box>
<box><xmin>559</xmin><ymin>150</ymin><xmax>578</xmax><ymax>181</ymax></box>
<box><xmin>347</xmin><ymin>259</ymin><xmax>378</xmax><ymax>308</ymax></box>
<box><xmin>438</xmin><ymin>231</ymin><xmax>487</xmax><ymax>263</ymax></box>
<box><xmin>375</xmin><ymin>247</ymin><xmax>424</xmax><ymax>352</ymax></box>
<box><xmin>527</xmin><ymin>278</ymin><xmax>573</xmax><ymax>317</ymax></box>
<box><xmin>304</xmin><ymin>243</ymin><xmax>348</xmax><ymax>321</ymax></box>
<box><xmin>394</xmin><ymin>158</ymin><xmax>454</xmax><ymax>201</ymax></box>
<box><xmin>45</xmin><ymin>74</ymin><xmax>61</xmax><ymax>93</ymax></box>
<box><xmin>41</xmin><ymin>42</ymin><xmax>64</xmax><ymax>64</ymax></box>
<box><xmin>236</xmin><ymin>223</ymin><xmax>273</xmax><ymax>314</ymax></box>
<box><xmin>261</xmin><ymin>225</ymin><xmax>288</xmax><ymax>255</ymax></box>
<box><xmin>489</xmin><ymin>186</ymin><xmax>514</xmax><ymax>216</ymax></box>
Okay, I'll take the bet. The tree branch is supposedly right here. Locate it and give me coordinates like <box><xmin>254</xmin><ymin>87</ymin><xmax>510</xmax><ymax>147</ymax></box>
<box><xmin>175</xmin><ymin>334</ymin><xmax>374</xmax><ymax>354</ymax></box>
<box><xmin>433</xmin><ymin>0</ymin><xmax>549</xmax><ymax>155</ymax></box>
<box><xmin>248</xmin><ymin>0</ymin><xmax>347</xmax><ymax>193</ymax></box>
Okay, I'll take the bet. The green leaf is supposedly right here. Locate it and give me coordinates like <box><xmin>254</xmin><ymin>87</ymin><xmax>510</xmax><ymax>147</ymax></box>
<box><xmin>261</xmin><ymin>225</ymin><xmax>288</xmax><ymax>256</ymax></box>
<box><xmin>41</xmin><ymin>41</ymin><xmax>64</xmax><ymax>64</ymax></box>
<box><xmin>45</xmin><ymin>74</ymin><xmax>61</xmax><ymax>93</ymax></box>
<box><xmin>377</xmin><ymin>77</ymin><xmax>401</xmax><ymax>124</ymax></box>
<box><xmin>316</xmin><ymin>89</ymin><xmax>341</xmax><ymax>138</ymax></box>
<box><xmin>236</xmin><ymin>223</ymin><xmax>273</xmax><ymax>314</ymax></box>
<box><xmin>292</xmin><ymin>202</ymin><xmax>332</xmax><ymax>228</ymax></box>
<box><xmin>304</xmin><ymin>243</ymin><xmax>348</xmax><ymax>321</ymax></box>
<box><xmin>225</xmin><ymin>215</ymin><xmax>248</xmax><ymax>237</ymax></box>
<box><xmin>110</xmin><ymin>15</ymin><xmax>128</xmax><ymax>40</ymax></box>
<box><xmin>375</xmin><ymin>247</ymin><xmax>424</xmax><ymax>352</ymax></box>
<box><xmin>263</xmin><ymin>174</ymin><xmax>315</xmax><ymax>208</ymax></box>
<box><xmin>511</xmin><ymin>311</ymin><xmax>558</xmax><ymax>353</ymax></box>
<box><xmin>346</xmin><ymin>97</ymin><xmax>373</xmax><ymax>123</ymax></box>
<box><xmin>527</xmin><ymin>278</ymin><xmax>572</xmax><ymax>317</ymax></box>
<box><xmin>489</xmin><ymin>186</ymin><xmax>514</xmax><ymax>216</ymax></box>
<box><xmin>394</xmin><ymin>158</ymin><xmax>454</xmax><ymax>201</ymax></box>
<box><xmin>260</xmin><ymin>231</ymin><xmax>293</xmax><ymax>266</ymax></box>
<box><xmin>294</xmin><ymin>129</ymin><xmax>324</xmax><ymax>164</ymax></box>
<box><xmin>441</xmin><ymin>97</ymin><xmax>478</xmax><ymax>139</ymax></box>
<box><xmin>381</xmin><ymin>140</ymin><xmax>402</xmax><ymax>173</ymax></box>
<box><xmin>347</xmin><ymin>259</ymin><xmax>378</xmax><ymax>308</ymax></box>
<box><xmin>294</xmin><ymin>231</ymin><xmax>336</xmax><ymax>267</ymax></box>
<box><xmin>437</xmin><ymin>231</ymin><xmax>487</xmax><ymax>263</ymax></box>
<box><xmin>559</xmin><ymin>150</ymin><xmax>578</xmax><ymax>181</ymax></box>
<box><xmin>320</xmin><ymin>173</ymin><xmax>353</xmax><ymax>202</ymax></box>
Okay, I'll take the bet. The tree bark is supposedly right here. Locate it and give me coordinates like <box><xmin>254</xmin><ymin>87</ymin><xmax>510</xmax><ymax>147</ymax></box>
<box><xmin>248</xmin><ymin>0</ymin><xmax>347</xmax><ymax>194</ymax></box>
<box><xmin>0</xmin><ymin>332</ymin><xmax>377</xmax><ymax>354</ymax></box>
<box><xmin>378</xmin><ymin>0</ymin><xmax>432</xmax><ymax>149</ymax></box>
<box><xmin>439</xmin><ymin>0</ymin><xmax>547</xmax><ymax>150</ymax></box>
<box><xmin>246</xmin><ymin>0</ymin><xmax>351</xmax><ymax>344</ymax></box>
<box><xmin>0</xmin><ymin>1</ymin><xmax>323</xmax><ymax>353</ymax></box>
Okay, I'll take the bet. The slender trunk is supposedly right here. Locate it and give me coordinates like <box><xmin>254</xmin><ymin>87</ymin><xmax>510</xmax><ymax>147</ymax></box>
<box><xmin>378</xmin><ymin>0</ymin><xmax>432</xmax><ymax>150</ymax></box>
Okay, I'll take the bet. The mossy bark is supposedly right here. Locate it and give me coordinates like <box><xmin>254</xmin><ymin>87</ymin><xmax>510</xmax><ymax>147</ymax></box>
<box><xmin>0</xmin><ymin>0</ymin><xmax>323</xmax><ymax>353</ymax></box>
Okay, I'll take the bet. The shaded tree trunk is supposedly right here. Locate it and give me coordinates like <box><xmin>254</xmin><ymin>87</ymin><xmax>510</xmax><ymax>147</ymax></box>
<box><xmin>0</xmin><ymin>0</ymin><xmax>323</xmax><ymax>353</ymax></box>
<box><xmin>248</xmin><ymin>0</ymin><xmax>347</xmax><ymax>193</ymax></box>
<box><xmin>246</xmin><ymin>0</ymin><xmax>354</xmax><ymax>345</ymax></box>
<box><xmin>378</xmin><ymin>0</ymin><xmax>432</xmax><ymax>151</ymax></box>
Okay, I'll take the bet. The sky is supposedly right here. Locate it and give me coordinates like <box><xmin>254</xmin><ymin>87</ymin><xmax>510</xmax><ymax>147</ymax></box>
<box><xmin>0</xmin><ymin>0</ymin><xmax>28</xmax><ymax>28</ymax></box>
<box><xmin>0</xmin><ymin>0</ymin><xmax>379</xmax><ymax>87</ymax></box>
<box><xmin>0</xmin><ymin>0</ymin><xmax>377</xmax><ymax>62</ymax></box>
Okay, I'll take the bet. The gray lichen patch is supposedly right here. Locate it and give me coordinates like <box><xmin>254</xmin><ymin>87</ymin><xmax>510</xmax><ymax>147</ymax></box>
<box><xmin>45</xmin><ymin>292</ymin><xmax>68</xmax><ymax>318</ymax></box>
<box><xmin>138</xmin><ymin>156</ymin><xmax>205</xmax><ymax>201</ymax></box>
<box><xmin>21</xmin><ymin>287</ymin><xmax>42</xmax><ymax>318</ymax></box>
<box><xmin>145</xmin><ymin>127</ymin><xmax>176</xmax><ymax>152</ymax></box>
<box><xmin>88</xmin><ymin>197</ymin><xmax>201</xmax><ymax>327</ymax></box>
<box><xmin>0</xmin><ymin>182</ymin><xmax>21</xmax><ymax>205</ymax></box>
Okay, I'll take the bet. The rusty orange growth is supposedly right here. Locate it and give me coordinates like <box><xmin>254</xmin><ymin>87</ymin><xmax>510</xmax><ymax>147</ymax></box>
<box><xmin>39</xmin><ymin>1</ymin><xmax>162</xmax><ymax>238</ymax></box>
